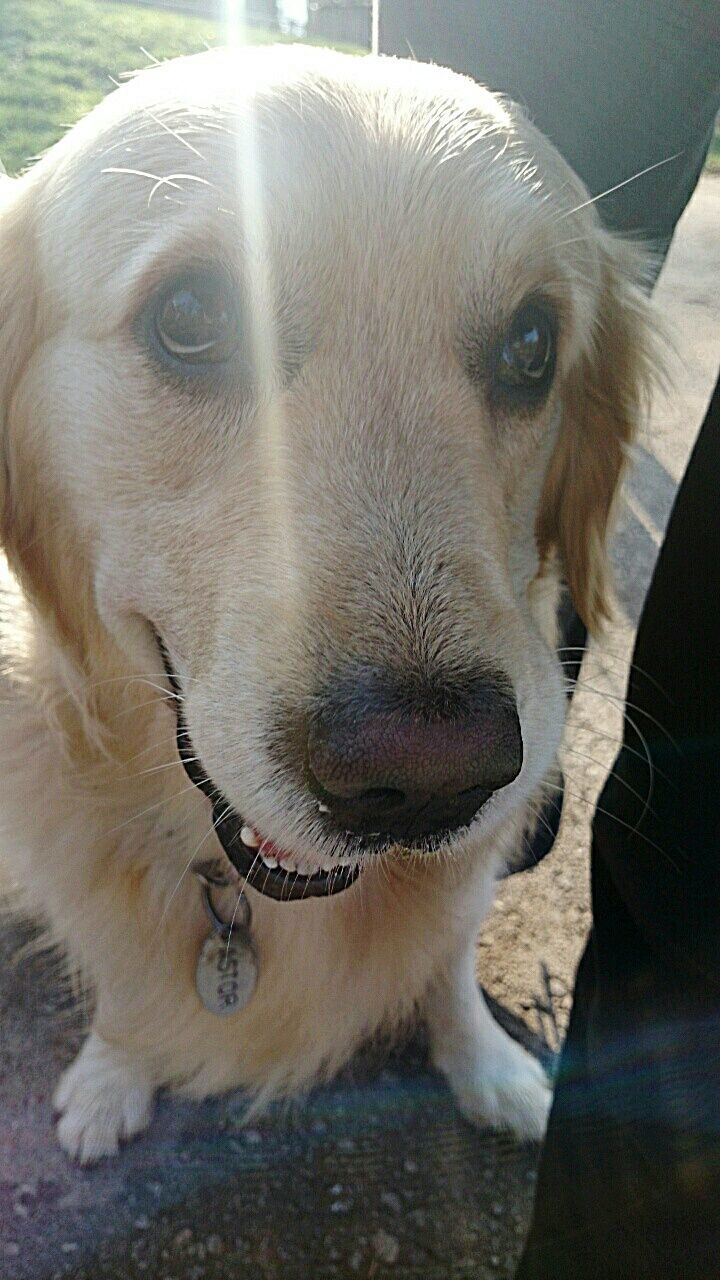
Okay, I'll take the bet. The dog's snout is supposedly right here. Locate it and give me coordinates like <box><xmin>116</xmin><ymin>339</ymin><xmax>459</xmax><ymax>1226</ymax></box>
<box><xmin>307</xmin><ymin>671</ymin><xmax>523</xmax><ymax>841</ymax></box>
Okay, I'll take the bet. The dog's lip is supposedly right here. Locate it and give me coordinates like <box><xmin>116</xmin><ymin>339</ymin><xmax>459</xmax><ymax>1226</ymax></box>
<box><xmin>214</xmin><ymin>813</ymin><xmax>361</xmax><ymax>902</ymax></box>
<box><xmin>199</xmin><ymin>776</ymin><xmax>363</xmax><ymax>904</ymax></box>
<box><xmin>154</xmin><ymin>629</ymin><xmax>363</xmax><ymax>902</ymax></box>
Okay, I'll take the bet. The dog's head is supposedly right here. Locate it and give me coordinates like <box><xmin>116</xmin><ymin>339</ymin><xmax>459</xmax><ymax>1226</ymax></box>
<box><xmin>0</xmin><ymin>47</ymin><xmax>655</xmax><ymax>895</ymax></box>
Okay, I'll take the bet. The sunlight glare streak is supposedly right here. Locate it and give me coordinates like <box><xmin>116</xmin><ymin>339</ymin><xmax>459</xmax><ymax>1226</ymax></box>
<box><xmin>223</xmin><ymin>1</ymin><xmax>298</xmax><ymax>600</ymax></box>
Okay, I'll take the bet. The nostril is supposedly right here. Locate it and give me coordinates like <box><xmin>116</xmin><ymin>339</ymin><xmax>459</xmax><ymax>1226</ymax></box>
<box><xmin>306</xmin><ymin>667</ymin><xmax>523</xmax><ymax>838</ymax></box>
<box><xmin>357</xmin><ymin>786</ymin><xmax>405</xmax><ymax>812</ymax></box>
<box><xmin>457</xmin><ymin>784</ymin><xmax>491</xmax><ymax>802</ymax></box>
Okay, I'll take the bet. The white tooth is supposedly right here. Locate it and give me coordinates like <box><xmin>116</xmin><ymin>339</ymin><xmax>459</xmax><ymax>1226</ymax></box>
<box><xmin>262</xmin><ymin>855</ymin><xmax>278</xmax><ymax>869</ymax></box>
<box><xmin>280</xmin><ymin>858</ymin><xmax>296</xmax><ymax>873</ymax></box>
<box><xmin>241</xmin><ymin>826</ymin><xmax>261</xmax><ymax>848</ymax></box>
<box><xmin>320</xmin><ymin>860</ymin><xmax>334</xmax><ymax>873</ymax></box>
<box><xmin>318</xmin><ymin>803</ymin><xmax>331</xmax><ymax>814</ymax></box>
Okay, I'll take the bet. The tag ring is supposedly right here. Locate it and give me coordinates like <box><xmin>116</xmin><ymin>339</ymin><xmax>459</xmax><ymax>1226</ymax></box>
<box><xmin>198</xmin><ymin>877</ymin><xmax>250</xmax><ymax>938</ymax></box>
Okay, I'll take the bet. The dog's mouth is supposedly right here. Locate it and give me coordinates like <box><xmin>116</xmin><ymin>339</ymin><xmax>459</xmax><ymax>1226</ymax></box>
<box><xmin>157</xmin><ymin>636</ymin><xmax>361</xmax><ymax>902</ymax></box>
<box><xmin>209</xmin><ymin>804</ymin><xmax>360</xmax><ymax>901</ymax></box>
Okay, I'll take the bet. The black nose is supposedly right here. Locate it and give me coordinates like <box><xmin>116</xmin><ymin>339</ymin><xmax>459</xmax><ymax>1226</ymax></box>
<box><xmin>306</xmin><ymin>669</ymin><xmax>523</xmax><ymax>842</ymax></box>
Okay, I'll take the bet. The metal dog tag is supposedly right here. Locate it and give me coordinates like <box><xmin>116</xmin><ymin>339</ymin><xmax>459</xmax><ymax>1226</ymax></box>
<box><xmin>196</xmin><ymin>929</ymin><xmax>257</xmax><ymax>1016</ymax></box>
<box><xmin>195</xmin><ymin>881</ymin><xmax>258</xmax><ymax>1016</ymax></box>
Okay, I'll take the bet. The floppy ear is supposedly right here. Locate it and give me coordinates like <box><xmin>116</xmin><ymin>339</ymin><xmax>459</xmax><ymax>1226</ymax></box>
<box><xmin>536</xmin><ymin>235</ymin><xmax>658</xmax><ymax>635</ymax></box>
<box><xmin>0</xmin><ymin>173</ymin><xmax>37</xmax><ymax>541</ymax></box>
<box><xmin>0</xmin><ymin>176</ymin><xmax>91</xmax><ymax>662</ymax></box>
<box><xmin>0</xmin><ymin>176</ymin><xmax>153</xmax><ymax>758</ymax></box>
<box><xmin>0</xmin><ymin>177</ymin><xmax>93</xmax><ymax>658</ymax></box>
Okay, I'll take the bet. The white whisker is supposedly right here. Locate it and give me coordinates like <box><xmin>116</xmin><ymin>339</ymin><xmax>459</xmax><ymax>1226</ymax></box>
<box><xmin>563</xmin><ymin>743</ymin><xmax>658</xmax><ymax>824</ymax></box>
<box><xmin>104</xmin><ymin>782</ymin><xmax>197</xmax><ymax>837</ymax></box>
<box><xmin>154</xmin><ymin>802</ymin><xmax>233</xmax><ymax>940</ymax></box>
<box><xmin>139</xmin><ymin>104</ymin><xmax>205</xmax><ymax>159</ymax></box>
<box><xmin>557</xmin><ymin>152</ymin><xmax>682</xmax><ymax>222</ymax></box>
<box><xmin>129</xmin><ymin>757</ymin><xmax>194</xmax><ymax>781</ymax></box>
<box><xmin>542</xmin><ymin>779</ymin><xmax>680</xmax><ymax>874</ymax></box>
<box><xmin>224</xmin><ymin>888</ymin><xmax>245</xmax><ymax>959</ymax></box>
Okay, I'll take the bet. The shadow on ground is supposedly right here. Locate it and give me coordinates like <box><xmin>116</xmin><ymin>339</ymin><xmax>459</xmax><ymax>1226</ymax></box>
<box><xmin>1</xmin><ymin>919</ymin><xmax>547</xmax><ymax>1280</ymax></box>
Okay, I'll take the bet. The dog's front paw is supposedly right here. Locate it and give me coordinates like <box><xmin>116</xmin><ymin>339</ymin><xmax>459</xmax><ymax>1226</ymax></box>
<box><xmin>435</xmin><ymin>1022</ymin><xmax>552</xmax><ymax>1142</ymax></box>
<box><xmin>53</xmin><ymin>1031</ymin><xmax>154</xmax><ymax>1164</ymax></box>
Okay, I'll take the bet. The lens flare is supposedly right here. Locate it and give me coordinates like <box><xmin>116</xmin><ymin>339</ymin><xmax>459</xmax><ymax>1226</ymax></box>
<box><xmin>223</xmin><ymin>2</ymin><xmax>298</xmax><ymax>603</ymax></box>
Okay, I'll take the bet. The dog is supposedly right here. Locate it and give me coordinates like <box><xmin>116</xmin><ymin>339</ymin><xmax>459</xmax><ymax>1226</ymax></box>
<box><xmin>0</xmin><ymin>45</ymin><xmax>656</xmax><ymax>1163</ymax></box>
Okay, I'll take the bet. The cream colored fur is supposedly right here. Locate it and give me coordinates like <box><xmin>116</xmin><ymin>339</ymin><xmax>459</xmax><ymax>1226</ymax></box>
<box><xmin>0</xmin><ymin>46</ymin><xmax>655</xmax><ymax>1163</ymax></box>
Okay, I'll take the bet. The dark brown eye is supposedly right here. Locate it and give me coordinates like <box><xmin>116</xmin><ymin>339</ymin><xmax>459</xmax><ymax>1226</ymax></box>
<box><xmin>495</xmin><ymin>303</ymin><xmax>555</xmax><ymax>394</ymax></box>
<box><xmin>151</xmin><ymin>270</ymin><xmax>240</xmax><ymax>366</ymax></box>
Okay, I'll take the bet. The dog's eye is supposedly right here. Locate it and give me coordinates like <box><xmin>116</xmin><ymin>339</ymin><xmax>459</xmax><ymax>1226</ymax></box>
<box><xmin>151</xmin><ymin>271</ymin><xmax>240</xmax><ymax>366</ymax></box>
<box><xmin>494</xmin><ymin>303</ymin><xmax>555</xmax><ymax>394</ymax></box>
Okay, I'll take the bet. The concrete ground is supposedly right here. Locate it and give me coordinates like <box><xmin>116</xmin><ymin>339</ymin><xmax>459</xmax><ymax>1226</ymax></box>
<box><xmin>1</xmin><ymin>175</ymin><xmax>718</xmax><ymax>1280</ymax></box>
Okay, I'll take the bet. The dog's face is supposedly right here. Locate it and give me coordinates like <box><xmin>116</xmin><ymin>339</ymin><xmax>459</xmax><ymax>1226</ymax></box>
<box><xmin>0</xmin><ymin>48</ymin><xmax>653</xmax><ymax>893</ymax></box>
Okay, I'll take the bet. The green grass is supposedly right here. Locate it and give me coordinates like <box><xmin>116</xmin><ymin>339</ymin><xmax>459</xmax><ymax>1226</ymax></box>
<box><xmin>0</xmin><ymin>0</ymin><xmax>349</xmax><ymax>176</ymax></box>
<box><xmin>2</xmin><ymin>2</ymin><xmax>717</xmax><ymax>181</ymax></box>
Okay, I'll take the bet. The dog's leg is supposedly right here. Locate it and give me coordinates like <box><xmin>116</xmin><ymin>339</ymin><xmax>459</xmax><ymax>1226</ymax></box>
<box><xmin>425</xmin><ymin>940</ymin><xmax>552</xmax><ymax>1141</ymax></box>
<box><xmin>53</xmin><ymin>1029</ymin><xmax>155</xmax><ymax>1164</ymax></box>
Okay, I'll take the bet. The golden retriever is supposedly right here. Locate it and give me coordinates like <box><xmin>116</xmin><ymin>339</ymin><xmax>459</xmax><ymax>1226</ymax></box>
<box><xmin>0</xmin><ymin>45</ymin><xmax>655</xmax><ymax>1163</ymax></box>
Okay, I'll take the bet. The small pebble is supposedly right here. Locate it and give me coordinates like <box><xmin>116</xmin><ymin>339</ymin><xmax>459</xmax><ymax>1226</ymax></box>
<box><xmin>3</xmin><ymin>1243</ymin><xmax>20</xmax><ymax>1258</ymax></box>
<box><xmin>380</xmin><ymin>1190</ymin><xmax>403</xmax><ymax>1214</ymax></box>
<box><xmin>173</xmin><ymin>1228</ymin><xmax>193</xmax><ymax>1250</ymax></box>
<box><xmin>403</xmin><ymin>1157</ymin><xmax>418</xmax><ymax>1174</ymax></box>
<box><xmin>134</xmin><ymin>1215</ymin><xmax>150</xmax><ymax>1230</ymax></box>
<box><xmin>61</xmin><ymin>1243</ymin><xmax>78</xmax><ymax>1254</ymax></box>
<box><xmin>206</xmin><ymin>1235</ymin><xmax>223</xmax><ymax>1255</ymax></box>
<box><xmin>244</xmin><ymin>1128</ymin><xmax>262</xmax><ymax>1145</ymax></box>
<box><xmin>373</xmin><ymin>1229</ymin><xmax>400</xmax><ymax>1265</ymax></box>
